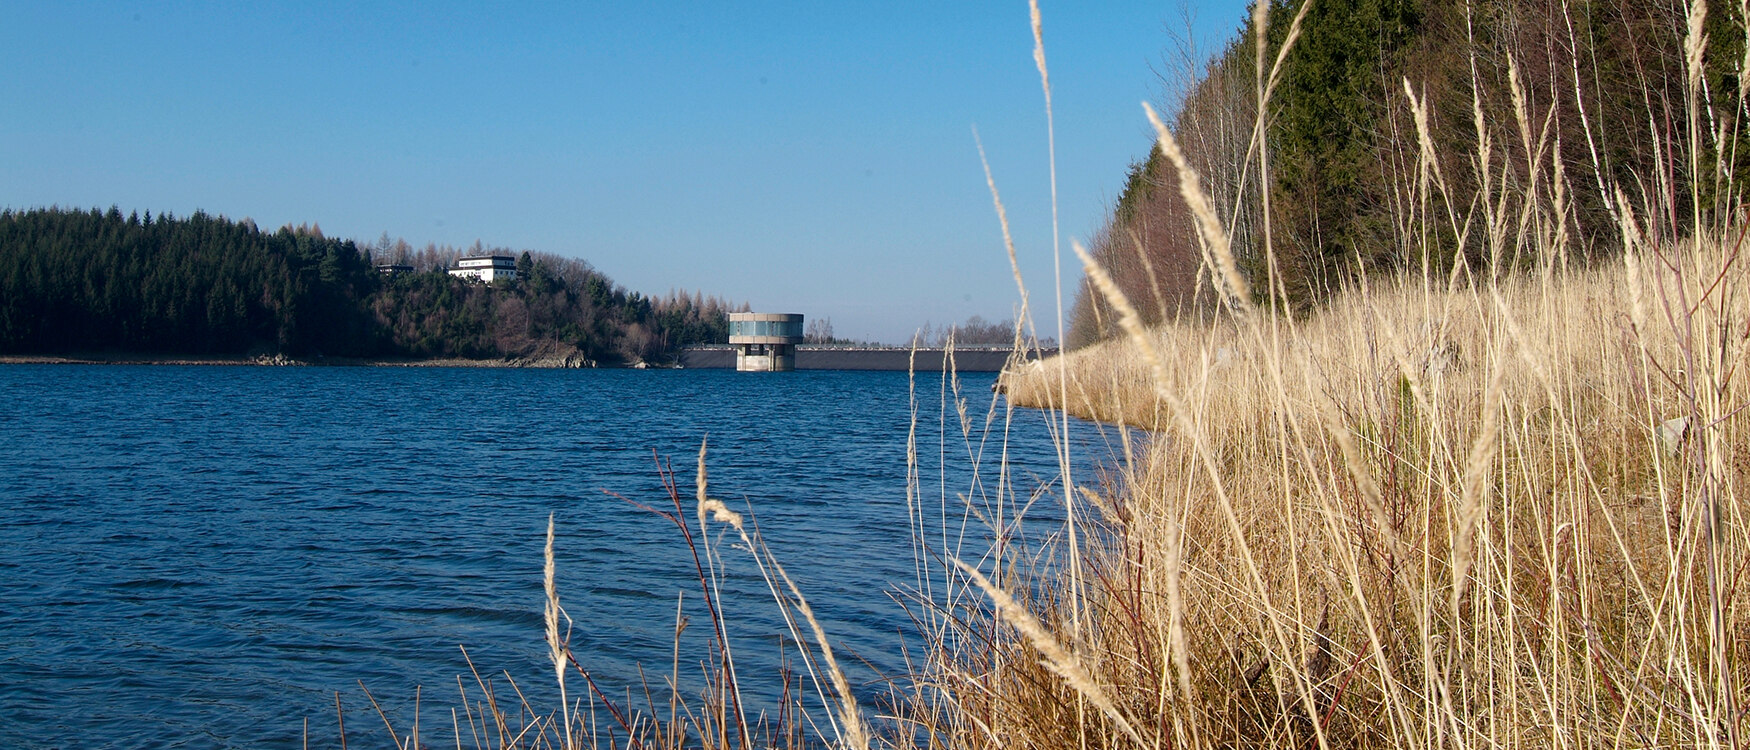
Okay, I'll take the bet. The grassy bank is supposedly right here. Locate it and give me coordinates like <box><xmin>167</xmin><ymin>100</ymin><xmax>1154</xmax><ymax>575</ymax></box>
<box><xmin>975</xmin><ymin>0</ymin><xmax>1750</xmax><ymax>742</ymax></box>
<box><xmin>996</xmin><ymin>233</ymin><xmax>1749</xmax><ymax>746</ymax></box>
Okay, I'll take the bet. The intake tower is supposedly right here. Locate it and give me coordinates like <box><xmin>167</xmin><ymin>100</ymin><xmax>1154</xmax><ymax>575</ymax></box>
<box><xmin>727</xmin><ymin>312</ymin><xmax>803</xmax><ymax>372</ymax></box>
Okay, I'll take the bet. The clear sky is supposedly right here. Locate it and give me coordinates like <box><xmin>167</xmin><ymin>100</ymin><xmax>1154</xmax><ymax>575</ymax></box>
<box><xmin>2</xmin><ymin>1</ymin><xmax>1249</xmax><ymax>344</ymax></box>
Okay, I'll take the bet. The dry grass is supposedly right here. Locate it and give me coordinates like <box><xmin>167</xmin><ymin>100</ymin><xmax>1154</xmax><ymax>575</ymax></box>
<box><xmin>994</xmin><ymin>230</ymin><xmax>1750</xmax><ymax>748</ymax></box>
<box><xmin>969</xmin><ymin>0</ymin><xmax>1750</xmax><ymax>743</ymax></box>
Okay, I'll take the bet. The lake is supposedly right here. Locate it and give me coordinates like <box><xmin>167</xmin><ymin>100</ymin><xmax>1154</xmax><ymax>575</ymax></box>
<box><xmin>0</xmin><ymin>365</ymin><xmax>1115</xmax><ymax>748</ymax></box>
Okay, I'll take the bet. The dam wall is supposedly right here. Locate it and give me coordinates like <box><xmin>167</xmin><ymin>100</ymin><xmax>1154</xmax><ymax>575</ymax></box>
<box><xmin>677</xmin><ymin>346</ymin><xmax>1052</xmax><ymax>372</ymax></box>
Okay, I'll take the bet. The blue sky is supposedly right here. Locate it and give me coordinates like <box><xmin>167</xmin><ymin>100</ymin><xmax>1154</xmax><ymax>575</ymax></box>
<box><xmin>2</xmin><ymin>1</ymin><xmax>1250</xmax><ymax>343</ymax></box>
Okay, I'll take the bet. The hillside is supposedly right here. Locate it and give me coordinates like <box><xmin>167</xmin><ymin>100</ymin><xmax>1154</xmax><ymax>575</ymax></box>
<box><xmin>1068</xmin><ymin>0</ymin><xmax>1738</xmax><ymax>347</ymax></box>
<box><xmin>0</xmin><ymin>207</ymin><xmax>735</xmax><ymax>364</ymax></box>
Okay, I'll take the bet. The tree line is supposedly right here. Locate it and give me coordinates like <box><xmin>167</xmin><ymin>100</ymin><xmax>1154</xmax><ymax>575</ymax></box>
<box><xmin>0</xmin><ymin>206</ymin><xmax>740</xmax><ymax>363</ymax></box>
<box><xmin>1069</xmin><ymin>0</ymin><xmax>1739</xmax><ymax>347</ymax></box>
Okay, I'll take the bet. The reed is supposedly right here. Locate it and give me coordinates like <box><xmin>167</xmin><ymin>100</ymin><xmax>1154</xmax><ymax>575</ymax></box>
<box><xmin>995</xmin><ymin>225</ymin><xmax>1749</xmax><ymax>747</ymax></box>
<box><xmin>979</xmin><ymin>0</ymin><xmax>1750</xmax><ymax>744</ymax></box>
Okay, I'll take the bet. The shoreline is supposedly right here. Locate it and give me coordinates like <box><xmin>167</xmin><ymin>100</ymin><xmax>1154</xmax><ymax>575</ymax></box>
<box><xmin>0</xmin><ymin>353</ymin><xmax>612</xmax><ymax>368</ymax></box>
<box><xmin>3</xmin><ymin>346</ymin><xmax>1045</xmax><ymax>371</ymax></box>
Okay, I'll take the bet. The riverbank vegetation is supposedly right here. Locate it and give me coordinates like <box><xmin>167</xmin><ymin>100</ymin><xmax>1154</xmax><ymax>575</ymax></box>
<box><xmin>996</xmin><ymin>228</ymin><xmax>1748</xmax><ymax>747</ymax></box>
<box><xmin>988</xmin><ymin>0</ymin><xmax>1750</xmax><ymax>745</ymax></box>
<box><xmin>0</xmin><ymin>207</ymin><xmax>736</xmax><ymax>364</ymax></box>
<box><xmin>332</xmin><ymin>0</ymin><xmax>1748</xmax><ymax>746</ymax></box>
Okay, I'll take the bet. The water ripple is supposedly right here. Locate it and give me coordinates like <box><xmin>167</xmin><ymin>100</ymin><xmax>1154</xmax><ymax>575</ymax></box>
<box><xmin>0</xmin><ymin>365</ymin><xmax>1111</xmax><ymax>748</ymax></box>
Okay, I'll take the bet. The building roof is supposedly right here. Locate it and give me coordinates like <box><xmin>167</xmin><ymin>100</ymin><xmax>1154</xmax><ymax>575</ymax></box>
<box><xmin>456</xmin><ymin>255</ymin><xmax>517</xmax><ymax>267</ymax></box>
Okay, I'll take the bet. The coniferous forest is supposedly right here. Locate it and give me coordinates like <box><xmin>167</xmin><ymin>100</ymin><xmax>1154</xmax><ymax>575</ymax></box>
<box><xmin>0</xmin><ymin>206</ymin><xmax>736</xmax><ymax>363</ymax></box>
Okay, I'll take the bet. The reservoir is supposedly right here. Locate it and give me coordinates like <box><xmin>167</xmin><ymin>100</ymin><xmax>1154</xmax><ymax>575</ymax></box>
<box><xmin>0</xmin><ymin>365</ymin><xmax>1111</xmax><ymax>748</ymax></box>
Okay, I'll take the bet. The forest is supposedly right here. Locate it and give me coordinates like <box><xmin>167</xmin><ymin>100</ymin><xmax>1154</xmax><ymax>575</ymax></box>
<box><xmin>1069</xmin><ymin>0</ymin><xmax>1742</xmax><ymax>347</ymax></box>
<box><xmin>0</xmin><ymin>206</ymin><xmax>737</xmax><ymax>364</ymax></box>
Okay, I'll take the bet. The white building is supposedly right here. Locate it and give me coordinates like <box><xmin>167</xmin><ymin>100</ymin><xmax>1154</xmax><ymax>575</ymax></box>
<box><xmin>448</xmin><ymin>255</ymin><xmax>518</xmax><ymax>283</ymax></box>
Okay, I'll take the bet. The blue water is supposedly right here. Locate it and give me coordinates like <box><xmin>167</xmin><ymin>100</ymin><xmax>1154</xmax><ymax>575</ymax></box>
<box><xmin>0</xmin><ymin>365</ymin><xmax>1113</xmax><ymax>749</ymax></box>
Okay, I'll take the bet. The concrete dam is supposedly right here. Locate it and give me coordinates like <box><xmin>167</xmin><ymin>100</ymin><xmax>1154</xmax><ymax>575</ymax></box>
<box><xmin>677</xmin><ymin>345</ymin><xmax>1054</xmax><ymax>372</ymax></box>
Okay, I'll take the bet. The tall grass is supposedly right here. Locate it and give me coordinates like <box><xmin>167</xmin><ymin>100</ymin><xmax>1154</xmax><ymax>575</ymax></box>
<box><xmin>988</xmin><ymin>0</ymin><xmax>1750</xmax><ymax>746</ymax></box>
<box><xmin>996</xmin><ymin>225</ymin><xmax>1749</xmax><ymax>747</ymax></box>
<box><xmin>337</xmin><ymin>1</ymin><xmax>1748</xmax><ymax>748</ymax></box>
